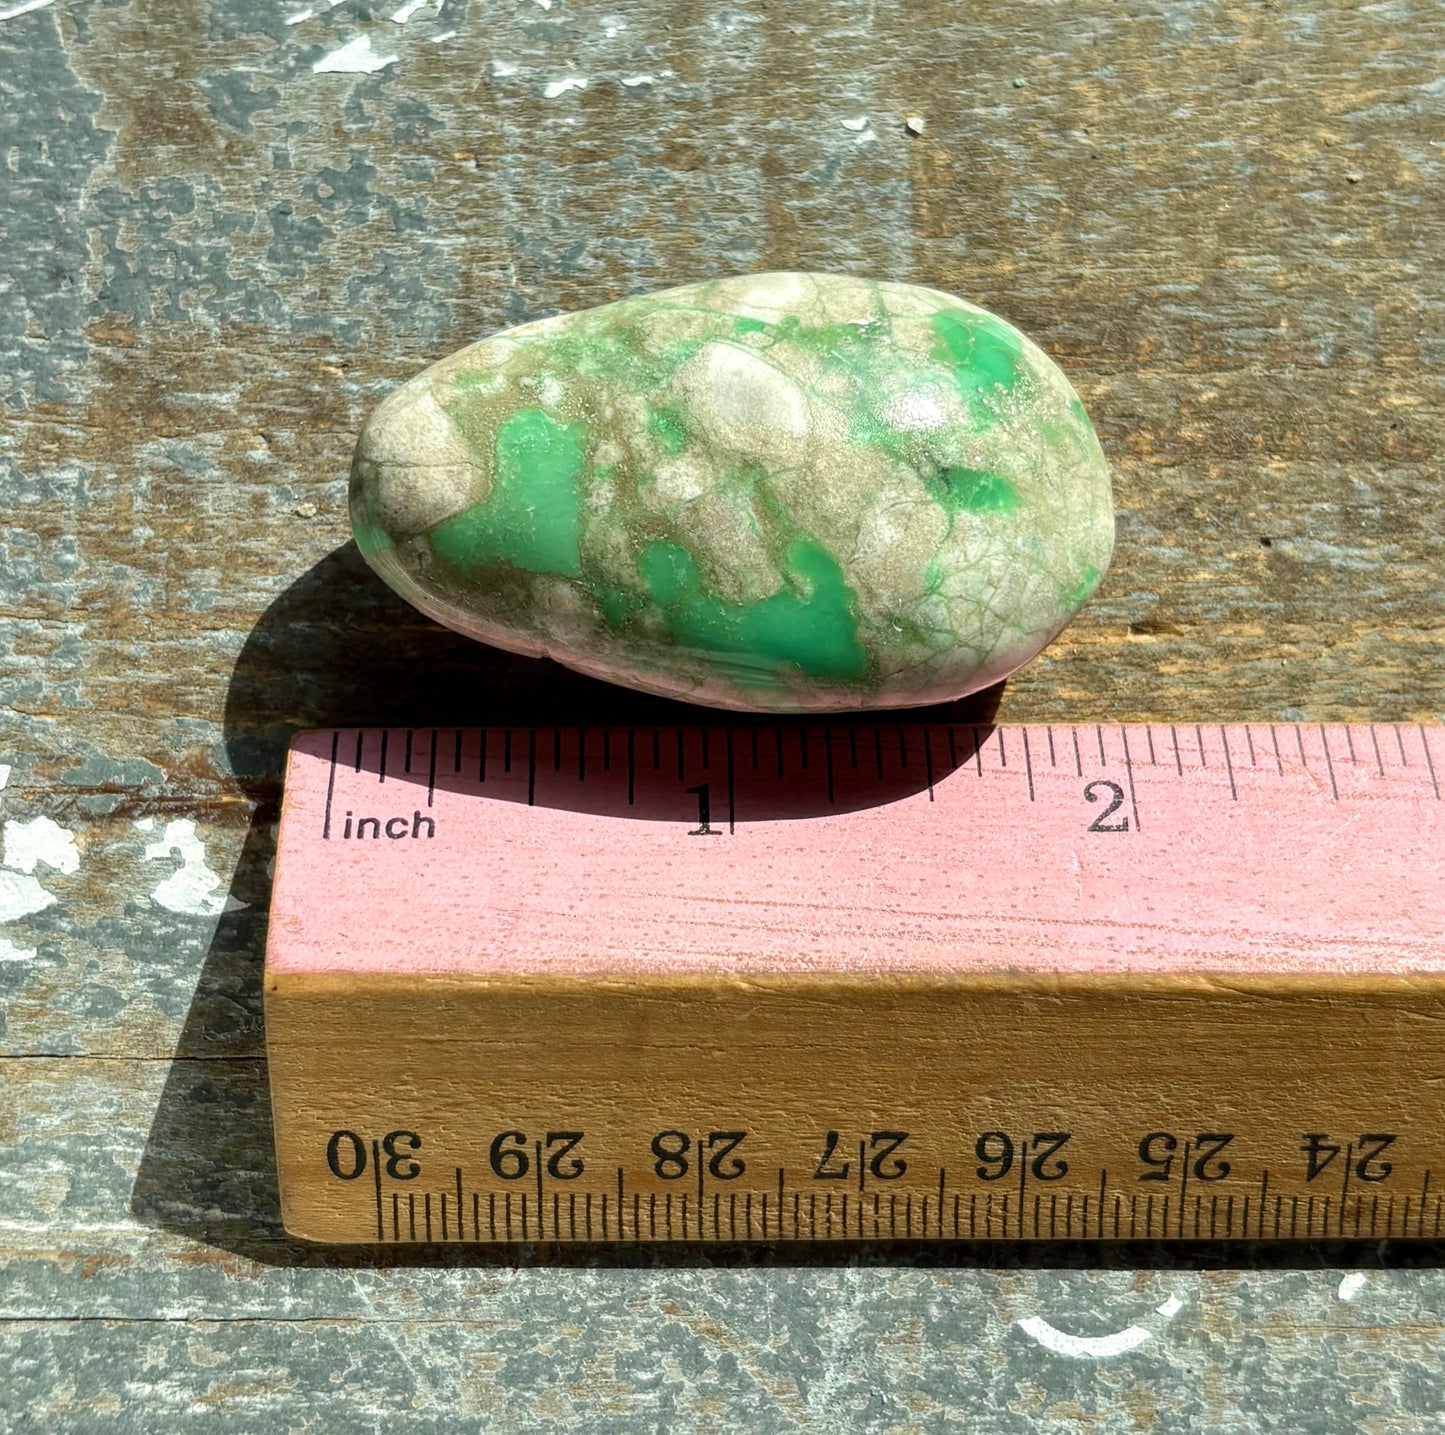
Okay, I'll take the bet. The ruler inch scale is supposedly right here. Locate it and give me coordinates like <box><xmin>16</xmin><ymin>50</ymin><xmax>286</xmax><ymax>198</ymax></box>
<box><xmin>265</xmin><ymin>722</ymin><xmax>1445</xmax><ymax>1244</ymax></box>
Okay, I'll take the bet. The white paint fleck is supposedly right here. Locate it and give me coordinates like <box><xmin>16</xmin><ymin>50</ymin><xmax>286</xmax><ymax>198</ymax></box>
<box><xmin>905</xmin><ymin>114</ymin><xmax>927</xmax><ymax>135</ymax></box>
<box><xmin>1338</xmin><ymin>1272</ymin><xmax>1368</xmax><ymax>1301</ymax></box>
<box><xmin>841</xmin><ymin>115</ymin><xmax>869</xmax><ymax>131</ymax></box>
<box><xmin>491</xmin><ymin>58</ymin><xmax>519</xmax><ymax>76</ymax></box>
<box><xmin>285</xmin><ymin>7</ymin><xmax>314</xmax><ymax>22</ymax></box>
<box><xmin>390</xmin><ymin>0</ymin><xmax>433</xmax><ymax>22</ymax></box>
<box><xmin>543</xmin><ymin>76</ymin><xmax>587</xmax><ymax>98</ymax></box>
<box><xmin>0</xmin><ymin>872</ymin><xmax>54</xmax><ymax>922</ymax></box>
<box><xmin>141</xmin><ymin>818</ymin><xmax>248</xmax><ymax>917</ymax></box>
<box><xmin>2</xmin><ymin>817</ymin><xmax>80</xmax><ymax>876</ymax></box>
<box><xmin>0</xmin><ymin>0</ymin><xmax>55</xmax><ymax>20</ymax></box>
<box><xmin>533</xmin><ymin>0</ymin><xmax>553</xmax><ymax>8</ymax></box>
<box><xmin>312</xmin><ymin>35</ymin><xmax>398</xmax><ymax>74</ymax></box>
<box><xmin>134</xmin><ymin>817</ymin><xmax>155</xmax><ymax>832</ymax></box>
<box><xmin>430</xmin><ymin>28</ymin><xmax>456</xmax><ymax>41</ymax></box>
<box><xmin>0</xmin><ymin>764</ymin><xmax>10</xmax><ymax>790</ymax></box>
<box><xmin>604</xmin><ymin>24</ymin><xmax>618</xmax><ymax>36</ymax></box>
<box><xmin>1017</xmin><ymin>1294</ymin><xmax>1184</xmax><ymax>1360</ymax></box>
<box><xmin>620</xmin><ymin>73</ymin><xmax>654</xmax><ymax>87</ymax></box>
<box><xmin>0</xmin><ymin>934</ymin><xmax>35</xmax><ymax>961</ymax></box>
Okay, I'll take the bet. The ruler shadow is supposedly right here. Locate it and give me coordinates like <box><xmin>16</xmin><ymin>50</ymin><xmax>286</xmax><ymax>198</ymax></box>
<box><xmin>126</xmin><ymin>542</ymin><xmax>1005</xmax><ymax>1261</ymax></box>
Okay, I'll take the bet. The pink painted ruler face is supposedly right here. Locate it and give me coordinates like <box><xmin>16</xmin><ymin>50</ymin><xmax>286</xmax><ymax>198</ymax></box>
<box><xmin>267</xmin><ymin>724</ymin><xmax>1444</xmax><ymax>978</ymax></box>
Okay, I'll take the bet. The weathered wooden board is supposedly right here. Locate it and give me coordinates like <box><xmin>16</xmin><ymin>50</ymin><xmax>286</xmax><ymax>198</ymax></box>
<box><xmin>2</xmin><ymin>0</ymin><xmax>1443</xmax><ymax>1425</ymax></box>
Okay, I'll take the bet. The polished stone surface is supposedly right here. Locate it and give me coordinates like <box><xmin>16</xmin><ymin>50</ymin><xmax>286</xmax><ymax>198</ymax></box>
<box><xmin>351</xmin><ymin>273</ymin><xmax>1113</xmax><ymax>711</ymax></box>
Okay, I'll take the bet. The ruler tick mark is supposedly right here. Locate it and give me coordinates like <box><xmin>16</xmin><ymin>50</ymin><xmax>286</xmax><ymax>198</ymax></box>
<box><xmin>1295</xmin><ymin>726</ymin><xmax>1308</xmax><ymax>771</ymax></box>
<box><xmin>454</xmin><ymin>729</ymin><xmax>462</xmax><ymax>775</ymax></box>
<box><xmin>924</xmin><ymin>729</ymin><xmax>934</xmax><ymax>800</ymax></box>
<box><xmin>1048</xmin><ymin>726</ymin><xmax>1057</xmax><ymax>766</ymax></box>
<box><xmin>479</xmin><ymin>731</ymin><xmax>488</xmax><ymax>784</ymax></box>
<box><xmin>1395</xmin><ymin>723</ymin><xmax>1408</xmax><ymax>765</ymax></box>
<box><xmin>353</xmin><ymin>731</ymin><xmax>364</xmax><ymax>774</ymax></box>
<box><xmin>1220</xmin><ymin>725</ymin><xmax>1237</xmax><ymax>800</ymax></box>
<box><xmin>948</xmin><ymin>727</ymin><xmax>957</xmax><ymax>771</ymax></box>
<box><xmin>1022</xmin><ymin>729</ymin><xmax>1035</xmax><ymax>801</ymax></box>
<box><xmin>726</xmin><ymin>729</ymin><xmax>736</xmax><ymax>832</ymax></box>
<box><xmin>323</xmin><ymin>731</ymin><xmax>339</xmax><ymax>839</ymax></box>
<box><xmin>1319</xmin><ymin>725</ymin><xmax>1338</xmax><ymax>801</ymax></box>
<box><xmin>1171</xmin><ymin>725</ymin><xmax>1182</xmax><ymax>776</ymax></box>
<box><xmin>1072</xmin><ymin>726</ymin><xmax>1083</xmax><ymax>777</ymax></box>
<box><xmin>1194</xmin><ymin>724</ymin><xmax>1206</xmax><ymax>767</ymax></box>
<box><xmin>1145</xmin><ymin>726</ymin><xmax>1156</xmax><ymax>766</ymax></box>
<box><xmin>1245</xmin><ymin>725</ymin><xmax>1256</xmax><ymax>768</ymax></box>
<box><xmin>1421</xmin><ymin>725</ymin><xmax>1440</xmax><ymax>799</ymax></box>
<box><xmin>404</xmin><ymin>729</ymin><xmax>413</xmax><ymax>774</ymax></box>
<box><xmin>1095</xmin><ymin>724</ymin><xmax>1106</xmax><ymax>766</ymax></box>
<box><xmin>1344</xmin><ymin>726</ymin><xmax>1357</xmax><ymax>764</ymax></box>
<box><xmin>427</xmin><ymin>730</ymin><xmax>438</xmax><ymax>807</ymax></box>
<box><xmin>998</xmin><ymin>729</ymin><xmax>1007</xmax><ymax>767</ymax></box>
<box><xmin>1120</xmin><ymin>727</ymin><xmax>1142</xmax><ymax>832</ymax></box>
<box><xmin>874</xmin><ymin>727</ymin><xmax>884</xmax><ymax>779</ymax></box>
<box><xmin>378</xmin><ymin>730</ymin><xmax>389</xmax><ymax>783</ymax></box>
<box><xmin>1371</xmin><ymin>724</ymin><xmax>1385</xmax><ymax>776</ymax></box>
<box><xmin>1271</xmin><ymin>724</ymin><xmax>1283</xmax><ymax>776</ymax></box>
<box><xmin>371</xmin><ymin>1139</ymin><xmax>382</xmax><ymax>1239</ymax></box>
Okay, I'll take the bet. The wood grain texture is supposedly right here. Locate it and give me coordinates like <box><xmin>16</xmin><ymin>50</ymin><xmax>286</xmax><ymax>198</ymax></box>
<box><xmin>2</xmin><ymin>0</ymin><xmax>1443</xmax><ymax>1426</ymax></box>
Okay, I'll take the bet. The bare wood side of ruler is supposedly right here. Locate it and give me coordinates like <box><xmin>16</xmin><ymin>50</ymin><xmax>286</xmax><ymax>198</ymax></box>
<box><xmin>265</xmin><ymin>724</ymin><xmax>1445</xmax><ymax>1243</ymax></box>
<box><xmin>268</xmin><ymin>972</ymin><xmax>1445</xmax><ymax>1244</ymax></box>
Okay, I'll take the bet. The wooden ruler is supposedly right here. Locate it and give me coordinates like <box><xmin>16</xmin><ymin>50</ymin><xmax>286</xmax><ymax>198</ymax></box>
<box><xmin>265</xmin><ymin>722</ymin><xmax>1445</xmax><ymax>1243</ymax></box>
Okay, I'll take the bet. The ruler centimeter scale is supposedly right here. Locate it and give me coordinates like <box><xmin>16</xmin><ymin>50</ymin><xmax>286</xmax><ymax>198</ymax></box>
<box><xmin>265</xmin><ymin>721</ymin><xmax>1445</xmax><ymax>1244</ymax></box>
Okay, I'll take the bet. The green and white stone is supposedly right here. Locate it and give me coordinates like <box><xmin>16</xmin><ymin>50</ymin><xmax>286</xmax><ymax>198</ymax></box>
<box><xmin>350</xmin><ymin>272</ymin><xmax>1113</xmax><ymax>712</ymax></box>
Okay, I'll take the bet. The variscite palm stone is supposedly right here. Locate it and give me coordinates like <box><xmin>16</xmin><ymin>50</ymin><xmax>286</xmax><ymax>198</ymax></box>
<box><xmin>350</xmin><ymin>273</ymin><xmax>1113</xmax><ymax>712</ymax></box>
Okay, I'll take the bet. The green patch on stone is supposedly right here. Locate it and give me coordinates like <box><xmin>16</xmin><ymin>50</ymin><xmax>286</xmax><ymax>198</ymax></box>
<box><xmin>1061</xmin><ymin>564</ymin><xmax>1101</xmax><ymax>608</ymax></box>
<box><xmin>429</xmin><ymin>406</ymin><xmax>587</xmax><ymax>579</ymax></box>
<box><xmin>452</xmin><ymin>370</ymin><xmax>492</xmax><ymax>391</ymax></box>
<box><xmin>648</xmin><ymin>406</ymin><xmax>689</xmax><ymax>454</ymax></box>
<box><xmin>848</xmin><ymin>406</ymin><xmax>912</xmax><ymax>462</ymax></box>
<box><xmin>732</xmin><ymin>316</ymin><xmax>770</xmax><ymax>336</ymax></box>
<box><xmin>594</xmin><ymin>581</ymin><xmax>644</xmax><ymax>629</ymax></box>
<box><xmin>931</xmin><ymin>309</ymin><xmax>1023</xmax><ymax>399</ymax></box>
<box><xmin>930</xmin><ymin>467</ymin><xmax>1020</xmax><ymax>515</ymax></box>
<box><xmin>637</xmin><ymin>538</ymin><xmax>867</xmax><ymax>685</ymax></box>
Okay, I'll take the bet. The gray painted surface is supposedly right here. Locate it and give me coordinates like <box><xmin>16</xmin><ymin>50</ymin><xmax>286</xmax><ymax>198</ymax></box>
<box><xmin>1</xmin><ymin>0</ymin><xmax>1443</xmax><ymax>1428</ymax></box>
